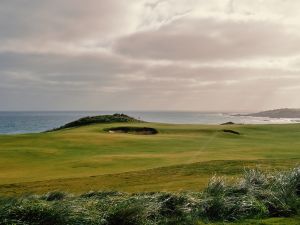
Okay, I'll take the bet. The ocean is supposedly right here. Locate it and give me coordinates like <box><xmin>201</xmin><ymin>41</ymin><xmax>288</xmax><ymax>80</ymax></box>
<box><xmin>0</xmin><ymin>111</ymin><xmax>298</xmax><ymax>134</ymax></box>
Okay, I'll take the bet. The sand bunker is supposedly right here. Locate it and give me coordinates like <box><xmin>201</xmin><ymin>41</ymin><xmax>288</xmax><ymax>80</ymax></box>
<box><xmin>222</xmin><ymin>129</ymin><xmax>240</xmax><ymax>135</ymax></box>
<box><xmin>105</xmin><ymin>126</ymin><xmax>158</xmax><ymax>135</ymax></box>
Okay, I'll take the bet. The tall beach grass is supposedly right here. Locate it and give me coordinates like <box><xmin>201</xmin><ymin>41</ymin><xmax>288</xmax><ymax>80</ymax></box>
<box><xmin>0</xmin><ymin>167</ymin><xmax>299</xmax><ymax>225</ymax></box>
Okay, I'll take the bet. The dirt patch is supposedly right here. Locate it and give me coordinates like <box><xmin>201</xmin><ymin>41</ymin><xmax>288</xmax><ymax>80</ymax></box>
<box><xmin>105</xmin><ymin>127</ymin><xmax>158</xmax><ymax>135</ymax></box>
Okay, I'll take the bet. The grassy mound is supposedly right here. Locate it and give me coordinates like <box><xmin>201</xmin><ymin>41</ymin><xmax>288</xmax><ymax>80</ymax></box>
<box><xmin>49</xmin><ymin>114</ymin><xmax>142</xmax><ymax>131</ymax></box>
<box><xmin>1</xmin><ymin>167</ymin><xmax>299</xmax><ymax>225</ymax></box>
<box><xmin>104</xmin><ymin>126</ymin><xmax>158</xmax><ymax>135</ymax></box>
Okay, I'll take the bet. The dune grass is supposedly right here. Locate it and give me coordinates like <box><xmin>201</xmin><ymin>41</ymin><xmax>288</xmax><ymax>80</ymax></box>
<box><xmin>0</xmin><ymin>167</ymin><xmax>299</xmax><ymax>225</ymax></box>
<box><xmin>0</xmin><ymin>122</ymin><xmax>299</xmax><ymax>195</ymax></box>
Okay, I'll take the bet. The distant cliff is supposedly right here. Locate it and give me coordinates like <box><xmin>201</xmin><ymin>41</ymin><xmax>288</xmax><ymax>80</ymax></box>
<box><xmin>244</xmin><ymin>108</ymin><xmax>300</xmax><ymax>118</ymax></box>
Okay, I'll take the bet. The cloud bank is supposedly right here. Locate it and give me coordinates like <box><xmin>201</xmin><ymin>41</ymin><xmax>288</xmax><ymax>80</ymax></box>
<box><xmin>1</xmin><ymin>0</ymin><xmax>300</xmax><ymax>111</ymax></box>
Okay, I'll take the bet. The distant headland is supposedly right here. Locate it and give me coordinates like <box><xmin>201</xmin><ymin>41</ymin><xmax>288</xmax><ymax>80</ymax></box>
<box><xmin>238</xmin><ymin>108</ymin><xmax>300</xmax><ymax>118</ymax></box>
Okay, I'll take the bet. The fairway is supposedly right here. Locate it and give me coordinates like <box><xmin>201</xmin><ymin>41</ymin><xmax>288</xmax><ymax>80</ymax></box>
<box><xmin>0</xmin><ymin>122</ymin><xmax>299</xmax><ymax>194</ymax></box>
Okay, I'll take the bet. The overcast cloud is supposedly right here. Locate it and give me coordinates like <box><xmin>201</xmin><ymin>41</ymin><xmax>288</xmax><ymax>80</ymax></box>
<box><xmin>0</xmin><ymin>0</ymin><xmax>300</xmax><ymax>111</ymax></box>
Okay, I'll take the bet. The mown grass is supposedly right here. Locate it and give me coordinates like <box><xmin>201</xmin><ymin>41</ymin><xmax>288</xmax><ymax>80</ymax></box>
<box><xmin>1</xmin><ymin>159</ymin><xmax>299</xmax><ymax>195</ymax></box>
<box><xmin>0</xmin><ymin>122</ymin><xmax>299</xmax><ymax>194</ymax></box>
<box><xmin>0</xmin><ymin>167</ymin><xmax>299</xmax><ymax>225</ymax></box>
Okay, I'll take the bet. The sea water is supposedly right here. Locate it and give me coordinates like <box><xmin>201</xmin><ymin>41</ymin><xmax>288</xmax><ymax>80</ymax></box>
<box><xmin>0</xmin><ymin>111</ymin><xmax>298</xmax><ymax>134</ymax></box>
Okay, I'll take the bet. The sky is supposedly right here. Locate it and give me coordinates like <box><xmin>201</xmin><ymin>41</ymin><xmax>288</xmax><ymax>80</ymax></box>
<box><xmin>0</xmin><ymin>0</ymin><xmax>300</xmax><ymax>112</ymax></box>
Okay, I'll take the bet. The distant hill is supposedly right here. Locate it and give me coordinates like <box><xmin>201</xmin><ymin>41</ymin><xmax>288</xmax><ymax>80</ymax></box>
<box><xmin>48</xmin><ymin>113</ymin><xmax>142</xmax><ymax>131</ymax></box>
<box><xmin>244</xmin><ymin>108</ymin><xmax>300</xmax><ymax>118</ymax></box>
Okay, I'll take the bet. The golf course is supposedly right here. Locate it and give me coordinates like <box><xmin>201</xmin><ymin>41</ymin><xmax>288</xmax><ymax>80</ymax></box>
<box><xmin>0</xmin><ymin>114</ymin><xmax>299</xmax><ymax>224</ymax></box>
<box><xmin>0</xmin><ymin>114</ymin><xmax>299</xmax><ymax>194</ymax></box>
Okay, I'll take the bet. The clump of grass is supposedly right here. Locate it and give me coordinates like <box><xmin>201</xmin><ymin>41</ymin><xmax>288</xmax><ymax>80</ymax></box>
<box><xmin>0</xmin><ymin>197</ymin><xmax>70</xmax><ymax>225</ymax></box>
<box><xmin>0</xmin><ymin>167</ymin><xmax>299</xmax><ymax>225</ymax></box>
<box><xmin>80</xmin><ymin>191</ymin><xmax>122</xmax><ymax>199</ymax></box>
<box><xmin>105</xmin><ymin>199</ymin><xmax>148</xmax><ymax>225</ymax></box>
<box><xmin>40</xmin><ymin>191</ymin><xmax>68</xmax><ymax>201</ymax></box>
<box><xmin>199</xmin><ymin>167</ymin><xmax>300</xmax><ymax>221</ymax></box>
<box><xmin>200</xmin><ymin>175</ymin><xmax>268</xmax><ymax>221</ymax></box>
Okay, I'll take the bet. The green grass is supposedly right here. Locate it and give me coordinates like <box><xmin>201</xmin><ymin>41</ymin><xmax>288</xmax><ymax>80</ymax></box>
<box><xmin>0</xmin><ymin>122</ymin><xmax>299</xmax><ymax>194</ymax></box>
<box><xmin>1</xmin><ymin>159</ymin><xmax>298</xmax><ymax>195</ymax></box>
<box><xmin>0</xmin><ymin>120</ymin><xmax>300</xmax><ymax>224</ymax></box>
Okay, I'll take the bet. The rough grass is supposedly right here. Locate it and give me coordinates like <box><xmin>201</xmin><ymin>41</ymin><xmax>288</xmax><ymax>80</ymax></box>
<box><xmin>0</xmin><ymin>167</ymin><xmax>299</xmax><ymax>225</ymax></box>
